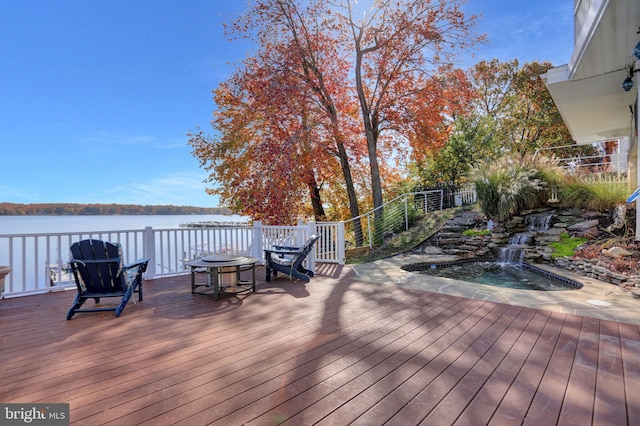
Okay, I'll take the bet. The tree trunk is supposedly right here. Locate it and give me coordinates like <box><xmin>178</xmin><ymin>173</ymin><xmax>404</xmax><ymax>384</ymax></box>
<box><xmin>354</xmin><ymin>48</ymin><xmax>384</xmax><ymax>224</ymax></box>
<box><xmin>335</xmin><ymin>139</ymin><xmax>364</xmax><ymax>246</ymax></box>
<box><xmin>365</xmin><ymin>123</ymin><xmax>384</xmax><ymax>222</ymax></box>
<box><xmin>279</xmin><ymin>0</ymin><xmax>363</xmax><ymax>245</ymax></box>
<box><xmin>322</xmin><ymin>96</ymin><xmax>363</xmax><ymax>246</ymax></box>
<box><xmin>305</xmin><ymin>175</ymin><xmax>326</xmax><ymax>221</ymax></box>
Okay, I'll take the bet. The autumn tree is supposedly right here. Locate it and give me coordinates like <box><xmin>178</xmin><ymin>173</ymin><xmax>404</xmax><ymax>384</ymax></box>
<box><xmin>408</xmin><ymin>59</ymin><xmax>515</xmax><ymax>188</ymax></box>
<box><xmin>196</xmin><ymin>0</ymin><xmax>369</xmax><ymax>237</ymax></box>
<box><xmin>189</xmin><ymin>52</ymin><xmax>338</xmax><ymax>224</ymax></box>
<box><xmin>341</xmin><ymin>0</ymin><xmax>482</xmax><ymax>219</ymax></box>
<box><xmin>392</xmin><ymin>63</ymin><xmax>478</xmax><ymax>191</ymax></box>
<box><xmin>254</xmin><ymin>0</ymin><xmax>367</xmax><ymax>239</ymax></box>
<box><xmin>405</xmin><ymin>65</ymin><xmax>476</xmax><ymax>161</ymax></box>
<box><xmin>505</xmin><ymin>61</ymin><xmax>576</xmax><ymax>156</ymax></box>
<box><xmin>191</xmin><ymin>0</ymin><xmax>483</xmax><ymax>234</ymax></box>
<box><xmin>470</xmin><ymin>58</ymin><xmax>518</xmax><ymax>120</ymax></box>
<box><xmin>413</xmin><ymin>113</ymin><xmax>495</xmax><ymax>189</ymax></box>
<box><xmin>411</xmin><ymin>58</ymin><xmax>600</xmax><ymax>191</ymax></box>
<box><xmin>468</xmin><ymin>59</ymin><xmax>586</xmax><ymax>157</ymax></box>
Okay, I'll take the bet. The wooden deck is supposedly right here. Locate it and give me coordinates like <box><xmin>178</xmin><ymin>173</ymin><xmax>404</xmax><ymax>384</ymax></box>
<box><xmin>1</xmin><ymin>264</ymin><xmax>639</xmax><ymax>425</ymax></box>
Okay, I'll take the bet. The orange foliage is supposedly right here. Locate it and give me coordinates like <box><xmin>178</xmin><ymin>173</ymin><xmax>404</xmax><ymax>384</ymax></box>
<box><xmin>346</xmin><ymin>0</ymin><xmax>483</xmax><ymax>210</ymax></box>
<box><xmin>190</xmin><ymin>0</ymin><xmax>483</xmax><ymax>224</ymax></box>
<box><xmin>406</xmin><ymin>66</ymin><xmax>476</xmax><ymax>163</ymax></box>
<box><xmin>191</xmin><ymin>0</ymin><xmax>363</xmax><ymax>224</ymax></box>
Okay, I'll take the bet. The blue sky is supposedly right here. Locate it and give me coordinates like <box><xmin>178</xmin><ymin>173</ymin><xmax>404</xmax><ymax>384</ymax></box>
<box><xmin>0</xmin><ymin>0</ymin><xmax>573</xmax><ymax>208</ymax></box>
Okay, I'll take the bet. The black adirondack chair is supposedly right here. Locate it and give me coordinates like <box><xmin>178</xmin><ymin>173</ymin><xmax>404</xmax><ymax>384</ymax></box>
<box><xmin>265</xmin><ymin>235</ymin><xmax>320</xmax><ymax>283</ymax></box>
<box><xmin>67</xmin><ymin>239</ymin><xmax>149</xmax><ymax>320</ymax></box>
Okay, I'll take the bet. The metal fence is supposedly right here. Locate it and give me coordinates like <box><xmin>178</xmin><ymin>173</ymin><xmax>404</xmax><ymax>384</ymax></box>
<box><xmin>344</xmin><ymin>190</ymin><xmax>444</xmax><ymax>250</ymax></box>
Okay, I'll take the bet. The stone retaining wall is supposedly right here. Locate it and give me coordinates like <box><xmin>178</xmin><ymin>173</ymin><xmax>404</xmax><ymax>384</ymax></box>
<box><xmin>417</xmin><ymin>208</ymin><xmax>636</xmax><ymax>286</ymax></box>
<box><xmin>554</xmin><ymin>257</ymin><xmax>635</xmax><ymax>286</ymax></box>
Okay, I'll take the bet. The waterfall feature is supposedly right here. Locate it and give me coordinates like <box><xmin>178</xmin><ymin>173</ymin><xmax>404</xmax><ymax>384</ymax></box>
<box><xmin>526</xmin><ymin>212</ymin><xmax>553</xmax><ymax>232</ymax></box>
<box><xmin>498</xmin><ymin>234</ymin><xmax>531</xmax><ymax>264</ymax></box>
<box><xmin>498</xmin><ymin>212</ymin><xmax>553</xmax><ymax>264</ymax></box>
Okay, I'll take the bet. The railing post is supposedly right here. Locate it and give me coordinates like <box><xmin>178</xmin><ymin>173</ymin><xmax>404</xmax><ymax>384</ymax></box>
<box><xmin>337</xmin><ymin>221</ymin><xmax>345</xmax><ymax>265</ymax></box>
<box><xmin>307</xmin><ymin>221</ymin><xmax>316</xmax><ymax>273</ymax></box>
<box><xmin>252</xmin><ymin>221</ymin><xmax>263</xmax><ymax>262</ymax></box>
<box><xmin>143</xmin><ymin>226</ymin><xmax>156</xmax><ymax>278</ymax></box>
<box><xmin>297</xmin><ymin>219</ymin><xmax>305</xmax><ymax>247</ymax></box>
<box><xmin>404</xmin><ymin>196</ymin><xmax>409</xmax><ymax>231</ymax></box>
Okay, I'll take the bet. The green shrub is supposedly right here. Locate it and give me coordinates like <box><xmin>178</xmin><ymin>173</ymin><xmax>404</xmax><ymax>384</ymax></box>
<box><xmin>559</xmin><ymin>174</ymin><xmax>628</xmax><ymax>211</ymax></box>
<box><xmin>548</xmin><ymin>233</ymin><xmax>588</xmax><ymax>258</ymax></box>
<box><xmin>462</xmin><ymin>229</ymin><xmax>491</xmax><ymax>236</ymax></box>
<box><xmin>471</xmin><ymin>154</ymin><xmax>559</xmax><ymax>221</ymax></box>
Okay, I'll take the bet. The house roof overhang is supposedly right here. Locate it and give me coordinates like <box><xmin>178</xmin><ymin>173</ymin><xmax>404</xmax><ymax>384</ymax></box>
<box><xmin>541</xmin><ymin>0</ymin><xmax>640</xmax><ymax>145</ymax></box>
<box><xmin>541</xmin><ymin>65</ymin><xmax>637</xmax><ymax>144</ymax></box>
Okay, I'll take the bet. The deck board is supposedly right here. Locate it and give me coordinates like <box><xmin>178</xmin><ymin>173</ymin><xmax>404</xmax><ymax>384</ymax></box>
<box><xmin>426</xmin><ymin>309</ymin><xmax>548</xmax><ymax>426</ymax></box>
<box><xmin>1</xmin><ymin>264</ymin><xmax>639</xmax><ymax>425</ymax></box>
<box><xmin>276</xmin><ymin>299</ymin><xmax>486</xmax><ymax>425</ymax></box>
<box><xmin>419</xmin><ymin>307</ymin><xmax>538</xmax><ymax>426</ymax></box>
<box><xmin>592</xmin><ymin>320</ymin><xmax>626</xmax><ymax>426</ymax></box>
<box><xmin>308</xmin><ymin>302</ymin><xmax>499</xmax><ymax>425</ymax></box>
<box><xmin>557</xmin><ymin>316</ymin><xmax>600</xmax><ymax>424</ymax></box>
<box><xmin>487</xmin><ymin>311</ymin><xmax>565</xmax><ymax>425</ymax></box>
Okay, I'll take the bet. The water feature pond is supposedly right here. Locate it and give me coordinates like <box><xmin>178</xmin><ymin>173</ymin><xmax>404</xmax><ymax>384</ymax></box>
<box><xmin>403</xmin><ymin>260</ymin><xmax>583</xmax><ymax>291</ymax></box>
<box><xmin>403</xmin><ymin>210</ymin><xmax>585</xmax><ymax>291</ymax></box>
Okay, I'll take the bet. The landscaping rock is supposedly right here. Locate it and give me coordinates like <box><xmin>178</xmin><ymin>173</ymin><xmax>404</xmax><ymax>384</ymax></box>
<box><xmin>581</xmin><ymin>211</ymin><xmax>602</xmax><ymax>218</ymax></box>
<box><xmin>605</xmin><ymin>204</ymin><xmax>627</xmax><ymax>232</ymax></box>
<box><xmin>438</xmin><ymin>238</ymin><xmax>464</xmax><ymax>245</ymax></box>
<box><xmin>567</xmin><ymin>219</ymin><xmax>599</xmax><ymax>232</ymax></box>
<box><xmin>422</xmin><ymin>246</ymin><xmax>444</xmax><ymax>255</ymax></box>
<box><xmin>538</xmin><ymin>227</ymin><xmax>565</xmax><ymax>235</ymax></box>
<box><xmin>577</xmin><ymin>227</ymin><xmax>600</xmax><ymax>239</ymax></box>
<box><xmin>444</xmin><ymin>248</ymin><xmax>472</xmax><ymax>255</ymax></box>
<box><xmin>602</xmin><ymin>247</ymin><xmax>633</xmax><ymax>258</ymax></box>
<box><xmin>535</xmin><ymin>236</ymin><xmax>562</xmax><ymax>245</ymax></box>
<box><xmin>437</xmin><ymin>232</ymin><xmax>463</xmax><ymax>238</ymax></box>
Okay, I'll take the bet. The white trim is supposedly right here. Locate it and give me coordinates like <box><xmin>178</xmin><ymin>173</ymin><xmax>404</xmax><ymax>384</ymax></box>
<box><xmin>569</xmin><ymin>0</ymin><xmax>609</xmax><ymax>79</ymax></box>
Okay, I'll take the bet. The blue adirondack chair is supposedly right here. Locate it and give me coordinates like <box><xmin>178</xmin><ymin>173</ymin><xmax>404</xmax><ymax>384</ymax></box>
<box><xmin>265</xmin><ymin>235</ymin><xmax>320</xmax><ymax>283</ymax></box>
<box><xmin>67</xmin><ymin>239</ymin><xmax>149</xmax><ymax>320</ymax></box>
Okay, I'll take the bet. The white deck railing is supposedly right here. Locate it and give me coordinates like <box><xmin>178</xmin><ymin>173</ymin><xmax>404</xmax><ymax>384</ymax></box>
<box><xmin>454</xmin><ymin>186</ymin><xmax>477</xmax><ymax>205</ymax></box>
<box><xmin>0</xmin><ymin>220</ymin><xmax>340</xmax><ymax>298</ymax></box>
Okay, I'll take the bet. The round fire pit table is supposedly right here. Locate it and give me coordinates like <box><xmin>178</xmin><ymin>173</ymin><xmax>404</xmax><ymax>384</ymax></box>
<box><xmin>185</xmin><ymin>255</ymin><xmax>259</xmax><ymax>301</ymax></box>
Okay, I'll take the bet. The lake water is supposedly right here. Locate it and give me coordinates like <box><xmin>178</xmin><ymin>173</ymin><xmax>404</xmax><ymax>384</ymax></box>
<box><xmin>0</xmin><ymin>215</ymin><xmax>250</xmax><ymax>294</ymax></box>
<box><xmin>0</xmin><ymin>214</ymin><xmax>248</xmax><ymax>235</ymax></box>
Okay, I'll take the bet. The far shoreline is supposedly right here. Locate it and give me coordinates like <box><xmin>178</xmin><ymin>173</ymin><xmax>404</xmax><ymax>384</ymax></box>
<box><xmin>0</xmin><ymin>202</ymin><xmax>232</xmax><ymax>216</ymax></box>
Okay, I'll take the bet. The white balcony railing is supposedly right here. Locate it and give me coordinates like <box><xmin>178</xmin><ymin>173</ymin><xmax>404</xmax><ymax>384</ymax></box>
<box><xmin>0</xmin><ymin>221</ymin><xmax>340</xmax><ymax>298</ymax></box>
